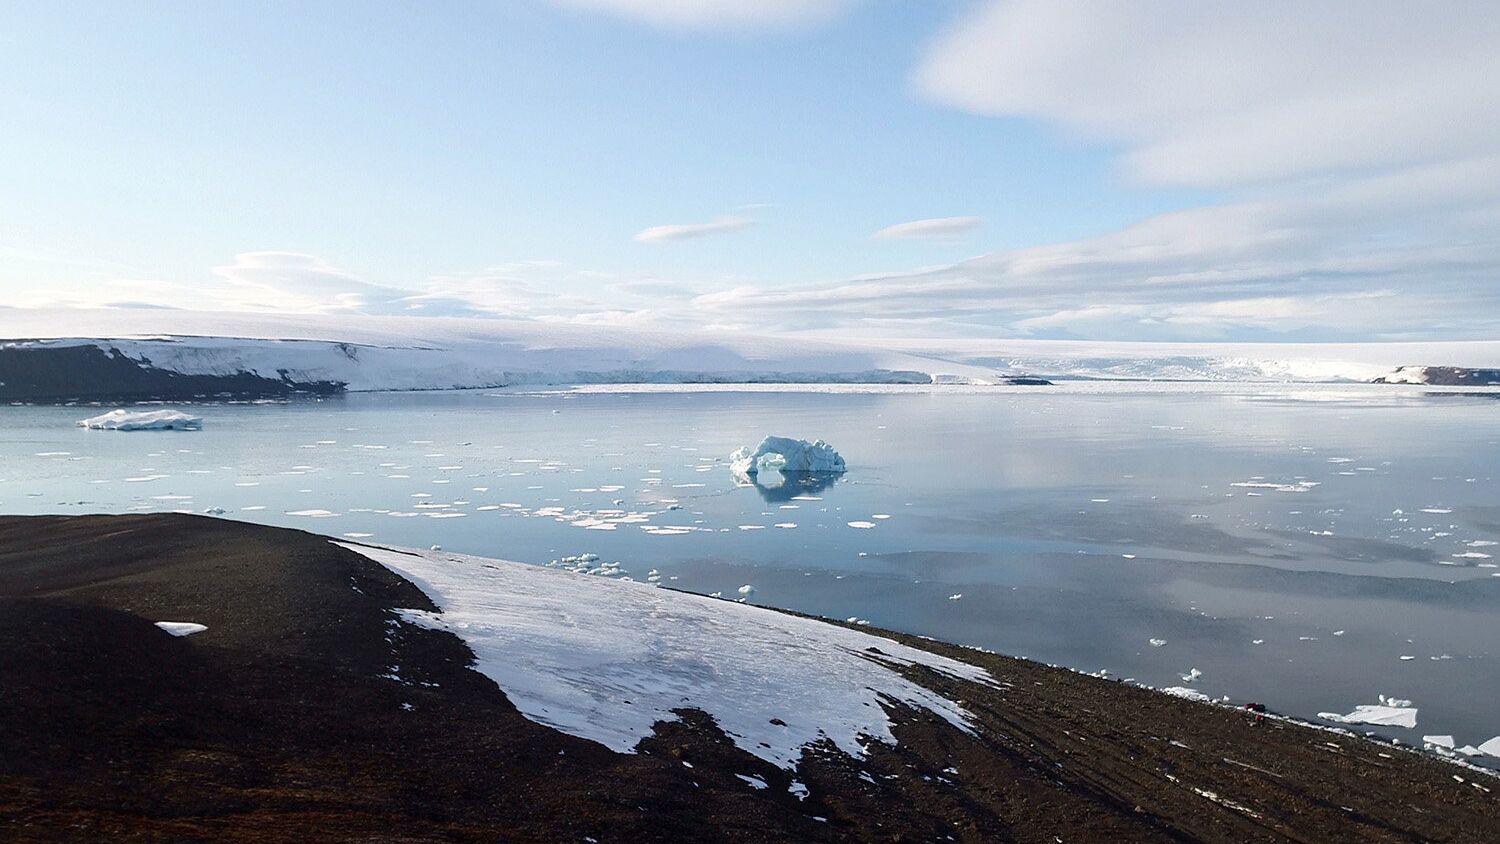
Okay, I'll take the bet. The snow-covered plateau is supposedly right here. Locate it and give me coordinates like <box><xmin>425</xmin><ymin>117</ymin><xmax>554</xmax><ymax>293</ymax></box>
<box><xmin>339</xmin><ymin>541</ymin><xmax>993</xmax><ymax>769</ymax></box>
<box><xmin>3</xmin><ymin>309</ymin><xmax>1500</xmax><ymax>394</ymax></box>
<box><xmin>0</xmin><ymin>310</ymin><xmax>996</xmax><ymax>392</ymax></box>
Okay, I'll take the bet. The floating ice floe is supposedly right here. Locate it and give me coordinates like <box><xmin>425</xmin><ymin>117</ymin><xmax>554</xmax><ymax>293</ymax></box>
<box><xmin>77</xmin><ymin>409</ymin><xmax>203</xmax><ymax>431</ymax></box>
<box><xmin>340</xmin><ymin>542</ymin><xmax>992</xmax><ymax>770</ymax></box>
<box><xmin>154</xmin><ymin>621</ymin><xmax>207</xmax><ymax>637</ymax></box>
<box><xmin>1230</xmin><ymin>480</ymin><xmax>1320</xmax><ymax>493</ymax></box>
<box><xmin>1318</xmin><ymin>695</ymin><xmax>1417</xmax><ymax>728</ymax></box>
<box><xmin>730</xmin><ymin>436</ymin><xmax>846</xmax><ymax>479</ymax></box>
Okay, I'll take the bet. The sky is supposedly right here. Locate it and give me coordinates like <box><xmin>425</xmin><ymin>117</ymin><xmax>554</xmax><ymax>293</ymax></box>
<box><xmin>1</xmin><ymin>0</ymin><xmax>1498</xmax><ymax>342</ymax></box>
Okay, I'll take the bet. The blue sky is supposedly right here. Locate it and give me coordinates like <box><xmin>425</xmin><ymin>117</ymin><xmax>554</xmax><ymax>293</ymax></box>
<box><xmin>2</xmin><ymin>1</ymin><xmax>1498</xmax><ymax>341</ymax></box>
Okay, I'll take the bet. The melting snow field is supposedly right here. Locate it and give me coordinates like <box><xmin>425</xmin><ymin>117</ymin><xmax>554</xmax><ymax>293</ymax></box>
<box><xmin>339</xmin><ymin>541</ymin><xmax>992</xmax><ymax>769</ymax></box>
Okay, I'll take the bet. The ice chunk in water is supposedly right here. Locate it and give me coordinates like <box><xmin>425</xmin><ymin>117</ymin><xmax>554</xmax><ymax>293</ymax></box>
<box><xmin>1318</xmin><ymin>701</ymin><xmax>1418</xmax><ymax>728</ymax></box>
<box><xmin>78</xmin><ymin>409</ymin><xmax>203</xmax><ymax>431</ymax></box>
<box><xmin>729</xmin><ymin>436</ymin><xmax>845</xmax><ymax>478</ymax></box>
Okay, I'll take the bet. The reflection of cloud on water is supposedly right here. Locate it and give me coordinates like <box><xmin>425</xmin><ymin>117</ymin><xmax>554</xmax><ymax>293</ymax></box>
<box><xmin>733</xmin><ymin>468</ymin><xmax>841</xmax><ymax>503</ymax></box>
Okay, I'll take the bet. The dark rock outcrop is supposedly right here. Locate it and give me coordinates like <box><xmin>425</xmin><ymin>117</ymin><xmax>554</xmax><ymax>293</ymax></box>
<box><xmin>1374</xmin><ymin>366</ymin><xmax>1500</xmax><ymax>386</ymax></box>
<box><xmin>0</xmin><ymin>344</ymin><xmax>344</xmax><ymax>402</ymax></box>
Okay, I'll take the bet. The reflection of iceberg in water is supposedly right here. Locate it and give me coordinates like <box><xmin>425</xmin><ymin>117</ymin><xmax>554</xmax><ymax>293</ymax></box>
<box><xmin>730</xmin><ymin>436</ymin><xmax>845</xmax><ymax>502</ymax></box>
<box><xmin>735</xmin><ymin>469</ymin><xmax>842</xmax><ymax>503</ymax></box>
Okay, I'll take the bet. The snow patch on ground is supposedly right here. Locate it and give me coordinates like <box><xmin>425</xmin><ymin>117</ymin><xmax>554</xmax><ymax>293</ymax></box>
<box><xmin>77</xmin><ymin>409</ymin><xmax>202</xmax><ymax>431</ymax></box>
<box><xmin>154</xmin><ymin>621</ymin><xmax>207</xmax><ymax>637</ymax></box>
<box><xmin>338</xmin><ymin>541</ymin><xmax>993</xmax><ymax>770</ymax></box>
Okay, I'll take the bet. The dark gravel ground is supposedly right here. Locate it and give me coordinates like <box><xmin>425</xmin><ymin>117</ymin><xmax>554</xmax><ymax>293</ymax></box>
<box><xmin>0</xmin><ymin>514</ymin><xmax>1495</xmax><ymax>842</ymax></box>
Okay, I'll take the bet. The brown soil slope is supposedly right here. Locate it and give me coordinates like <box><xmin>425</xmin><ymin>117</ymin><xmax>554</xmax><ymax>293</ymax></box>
<box><xmin>0</xmin><ymin>514</ymin><xmax>1495</xmax><ymax>842</ymax></box>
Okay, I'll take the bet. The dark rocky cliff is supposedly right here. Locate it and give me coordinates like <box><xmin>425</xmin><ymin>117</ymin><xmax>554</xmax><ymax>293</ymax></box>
<box><xmin>0</xmin><ymin>344</ymin><xmax>344</xmax><ymax>402</ymax></box>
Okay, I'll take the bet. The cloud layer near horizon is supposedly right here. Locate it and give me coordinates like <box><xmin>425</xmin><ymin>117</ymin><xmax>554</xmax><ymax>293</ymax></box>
<box><xmin>11</xmin><ymin>1</ymin><xmax>1500</xmax><ymax>342</ymax></box>
<box><xmin>634</xmin><ymin>216</ymin><xmax>754</xmax><ymax>243</ymax></box>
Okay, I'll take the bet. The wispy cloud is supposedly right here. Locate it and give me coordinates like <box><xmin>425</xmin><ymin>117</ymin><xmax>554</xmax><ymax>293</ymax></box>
<box><xmin>871</xmin><ymin>216</ymin><xmax>981</xmax><ymax>241</ymax></box>
<box><xmin>685</xmin><ymin>156</ymin><xmax>1500</xmax><ymax>340</ymax></box>
<box><xmin>633</xmin><ymin>216</ymin><xmax>754</xmax><ymax>243</ymax></box>
<box><xmin>551</xmin><ymin>0</ymin><xmax>852</xmax><ymax>31</ymax></box>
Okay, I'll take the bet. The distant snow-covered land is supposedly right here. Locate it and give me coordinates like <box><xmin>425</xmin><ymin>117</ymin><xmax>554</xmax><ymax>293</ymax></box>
<box><xmin>0</xmin><ymin>310</ymin><xmax>996</xmax><ymax>391</ymax></box>
<box><xmin>878</xmin><ymin>337</ymin><xmax>1500</xmax><ymax>383</ymax></box>
<box><xmin>2</xmin><ymin>309</ymin><xmax>1498</xmax><ymax>392</ymax></box>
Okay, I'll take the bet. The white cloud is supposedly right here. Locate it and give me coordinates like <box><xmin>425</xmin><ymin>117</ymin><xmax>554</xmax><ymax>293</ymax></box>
<box><xmin>633</xmin><ymin>216</ymin><xmax>754</xmax><ymax>243</ymax></box>
<box><xmin>551</xmin><ymin>0</ymin><xmax>851</xmax><ymax>31</ymax></box>
<box><xmin>210</xmin><ymin>252</ymin><xmax>466</xmax><ymax>315</ymax></box>
<box><xmin>871</xmin><ymin>216</ymin><xmax>981</xmax><ymax>241</ymax></box>
<box><xmin>915</xmin><ymin>1</ymin><xmax>1500</xmax><ymax>188</ymax></box>
<box><xmin>684</xmin><ymin>156</ymin><xmax>1500</xmax><ymax>340</ymax></box>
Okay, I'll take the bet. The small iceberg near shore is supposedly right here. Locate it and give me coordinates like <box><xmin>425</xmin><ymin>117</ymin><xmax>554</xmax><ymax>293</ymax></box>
<box><xmin>730</xmin><ymin>436</ymin><xmax>846</xmax><ymax>477</ymax></box>
<box><xmin>78</xmin><ymin>409</ymin><xmax>203</xmax><ymax>431</ymax></box>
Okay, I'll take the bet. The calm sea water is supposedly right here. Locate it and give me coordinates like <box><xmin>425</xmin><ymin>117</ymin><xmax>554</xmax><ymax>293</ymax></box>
<box><xmin>4</xmin><ymin>383</ymin><xmax>1498</xmax><ymax>753</ymax></box>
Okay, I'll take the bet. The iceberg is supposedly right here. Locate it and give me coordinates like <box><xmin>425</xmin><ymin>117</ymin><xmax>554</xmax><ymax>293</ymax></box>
<box><xmin>77</xmin><ymin>409</ymin><xmax>203</xmax><ymax>431</ymax></box>
<box><xmin>729</xmin><ymin>436</ymin><xmax>846</xmax><ymax>478</ymax></box>
<box><xmin>1317</xmin><ymin>699</ymin><xmax>1418</xmax><ymax>729</ymax></box>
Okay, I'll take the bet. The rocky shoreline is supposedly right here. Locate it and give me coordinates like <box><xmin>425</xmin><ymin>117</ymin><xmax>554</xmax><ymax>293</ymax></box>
<box><xmin>1</xmin><ymin>514</ymin><xmax>1496</xmax><ymax>842</ymax></box>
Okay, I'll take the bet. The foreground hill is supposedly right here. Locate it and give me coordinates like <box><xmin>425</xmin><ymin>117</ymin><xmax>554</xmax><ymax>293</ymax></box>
<box><xmin>1</xmin><ymin>514</ymin><xmax>1495</xmax><ymax>842</ymax></box>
